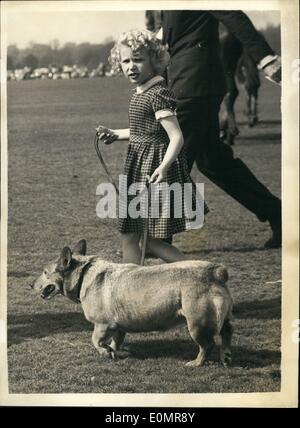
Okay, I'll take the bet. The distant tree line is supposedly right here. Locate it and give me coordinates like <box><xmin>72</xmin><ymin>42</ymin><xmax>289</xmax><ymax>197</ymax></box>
<box><xmin>7</xmin><ymin>38</ymin><xmax>115</xmax><ymax>70</ymax></box>
<box><xmin>7</xmin><ymin>25</ymin><xmax>280</xmax><ymax>71</ymax></box>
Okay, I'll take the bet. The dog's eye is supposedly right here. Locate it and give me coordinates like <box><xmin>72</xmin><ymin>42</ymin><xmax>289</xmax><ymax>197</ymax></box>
<box><xmin>44</xmin><ymin>270</ymin><xmax>48</xmax><ymax>275</ymax></box>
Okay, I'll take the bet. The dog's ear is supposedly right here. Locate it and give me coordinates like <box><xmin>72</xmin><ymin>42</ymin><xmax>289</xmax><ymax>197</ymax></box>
<box><xmin>57</xmin><ymin>247</ymin><xmax>72</xmax><ymax>272</ymax></box>
<box><xmin>72</xmin><ymin>239</ymin><xmax>87</xmax><ymax>256</ymax></box>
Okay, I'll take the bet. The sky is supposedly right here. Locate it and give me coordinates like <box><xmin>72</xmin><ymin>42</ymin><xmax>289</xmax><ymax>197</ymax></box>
<box><xmin>6</xmin><ymin>8</ymin><xmax>280</xmax><ymax>49</ymax></box>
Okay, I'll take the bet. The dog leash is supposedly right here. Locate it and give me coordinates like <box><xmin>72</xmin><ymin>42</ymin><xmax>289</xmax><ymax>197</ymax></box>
<box><xmin>94</xmin><ymin>132</ymin><xmax>119</xmax><ymax>195</ymax></box>
<box><xmin>94</xmin><ymin>131</ymin><xmax>150</xmax><ymax>266</ymax></box>
<box><xmin>140</xmin><ymin>178</ymin><xmax>151</xmax><ymax>266</ymax></box>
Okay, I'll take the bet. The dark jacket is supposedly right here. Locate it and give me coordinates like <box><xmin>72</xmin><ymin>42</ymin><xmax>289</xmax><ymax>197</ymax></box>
<box><xmin>162</xmin><ymin>10</ymin><xmax>274</xmax><ymax>98</ymax></box>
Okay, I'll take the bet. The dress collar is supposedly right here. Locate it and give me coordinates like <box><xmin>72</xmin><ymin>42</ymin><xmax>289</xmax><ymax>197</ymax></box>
<box><xmin>136</xmin><ymin>75</ymin><xmax>164</xmax><ymax>94</ymax></box>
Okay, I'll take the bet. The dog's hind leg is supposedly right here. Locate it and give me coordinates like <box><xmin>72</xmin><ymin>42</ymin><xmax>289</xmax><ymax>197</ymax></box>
<box><xmin>185</xmin><ymin>319</ymin><xmax>214</xmax><ymax>367</ymax></box>
<box><xmin>186</xmin><ymin>344</ymin><xmax>207</xmax><ymax>367</ymax></box>
<box><xmin>92</xmin><ymin>323</ymin><xmax>115</xmax><ymax>359</ymax></box>
<box><xmin>220</xmin><ymin>320</ymin><xmax>233</xmax><ymax>367</ymax></box>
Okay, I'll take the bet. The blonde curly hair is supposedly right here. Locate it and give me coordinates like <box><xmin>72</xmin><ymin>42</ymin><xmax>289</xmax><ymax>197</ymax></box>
<box><xmin>109</xmin><ymin>29</ymin><xmax>170</xmax><ymax>75</ymax></box>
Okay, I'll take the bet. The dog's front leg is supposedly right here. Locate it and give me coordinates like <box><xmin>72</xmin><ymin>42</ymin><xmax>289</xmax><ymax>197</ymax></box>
<box><xmin>110</xmin><ymin>330</ymin><xmax>126</xmax><ymax>352</ymax></box>
<box><xmin>92</xmin><ymin>323</ymin><xmax>115</xmax><ymax>359</ymax></box>
<box><xmin>109</xmin><ymin>330</ymin><xmax>131</xmax><ymax>359</ymax></box>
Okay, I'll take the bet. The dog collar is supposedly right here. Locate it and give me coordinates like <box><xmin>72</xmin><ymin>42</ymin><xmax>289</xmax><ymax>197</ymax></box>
<box><xmin>62</xmin><ymin>261</ymin><xmax>93</xmax><ymax>303</ymax></box>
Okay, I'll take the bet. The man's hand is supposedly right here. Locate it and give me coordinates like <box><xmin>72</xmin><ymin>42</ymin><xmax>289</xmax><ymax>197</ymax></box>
<box><xmin>263</xmin><ymin>56</ymin><xmax>281</xmax><ymax>85</ymax></box>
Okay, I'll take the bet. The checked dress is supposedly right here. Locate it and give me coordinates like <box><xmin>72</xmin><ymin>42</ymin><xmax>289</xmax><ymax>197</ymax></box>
<box><xmin>118</xmin><ymin>76</ymin><xmax>208</xmax><ymax>238</ymax></box>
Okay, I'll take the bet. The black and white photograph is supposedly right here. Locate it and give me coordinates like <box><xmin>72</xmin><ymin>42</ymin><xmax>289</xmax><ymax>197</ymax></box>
<box><xmin>0</xmin><ymin>0</ymin><xmax>298</xmax><ymax>407</ymax></box>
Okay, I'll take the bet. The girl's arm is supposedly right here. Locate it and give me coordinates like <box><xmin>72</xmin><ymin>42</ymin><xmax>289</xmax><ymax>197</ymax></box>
<box><xmin>149</xmin><ymin>116</ymin><xmax>184</xmax><ymax>183</ymax></box>
<box><xmin>113</xmin><ymin>128</ymin><xmax>130</xmax><ymax>140</ymax></box>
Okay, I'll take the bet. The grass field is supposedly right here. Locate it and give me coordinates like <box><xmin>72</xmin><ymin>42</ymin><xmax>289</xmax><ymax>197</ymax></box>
<box><xmin>6</xmin><ymin>76</ymin><xmax>281</xmax><ymax>394</ymax></box>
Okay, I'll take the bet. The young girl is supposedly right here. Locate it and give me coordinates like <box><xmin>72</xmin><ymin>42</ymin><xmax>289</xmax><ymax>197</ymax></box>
<box><xmin>98</xmin><ymin>29</ymin><xmax>208</xmax><ymax>264</ymax></box>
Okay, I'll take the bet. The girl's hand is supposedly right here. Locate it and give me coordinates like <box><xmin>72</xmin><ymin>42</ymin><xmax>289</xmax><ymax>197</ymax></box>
<box><xmin>149</xmin><ymin>165</ymin><xmax>168</xmax><ymax>184</ymax></box>
<box><xmin>96</xmin><ymin>125</ymin><xmax>118</xmax><ymax>145</ymax></box>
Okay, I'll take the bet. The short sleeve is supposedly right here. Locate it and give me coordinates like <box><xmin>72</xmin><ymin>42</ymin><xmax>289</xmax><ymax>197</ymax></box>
<box><xmin>151</xmin><ymin>86</ymin><xmax>177</xmax><ymax>121</ymax></box>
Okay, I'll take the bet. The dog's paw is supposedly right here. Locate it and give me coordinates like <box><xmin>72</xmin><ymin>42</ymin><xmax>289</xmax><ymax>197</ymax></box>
<box><xmin>185</xmin><ymin>359</ymin><xmax>205</xmax><ymax>367</ymax></box>
<box><xmin>220</xmin><ymin>350</ymin><xmax>232</xmax><ymax>367</ymax></box>
<box><xmin>97</xmin><ymin>348</ymin><xmax>112</xmax><ymax>359</ymax></box>
<box><xmin>114</xmin><ymin>349</ymin><xmax>131</xmax><ymax>359</ymax></box>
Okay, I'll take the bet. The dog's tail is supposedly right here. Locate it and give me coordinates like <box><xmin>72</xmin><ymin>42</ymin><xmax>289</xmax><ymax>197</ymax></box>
<box><xmin>210</xmin><ymin>264</ymin><xmax>229</xmax><ymax>284</ymax></box>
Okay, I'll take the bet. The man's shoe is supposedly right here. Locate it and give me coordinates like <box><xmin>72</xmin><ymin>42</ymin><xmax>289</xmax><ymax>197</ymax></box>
<box><xmin>264</xmin><ymin>216</ymin><xmax>282</xmax><ymax>249</ymax></box>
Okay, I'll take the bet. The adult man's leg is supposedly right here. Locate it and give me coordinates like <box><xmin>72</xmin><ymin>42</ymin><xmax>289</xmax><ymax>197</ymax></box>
<box><xmin>176</xmin><ymin>96</ymin><xmax>281</xmax><ymax>248</ymax></box>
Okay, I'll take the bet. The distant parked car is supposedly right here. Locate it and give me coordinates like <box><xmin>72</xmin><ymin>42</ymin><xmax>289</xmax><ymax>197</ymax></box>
<box><xmin>89</xmin><ymin>62</ymin><xmax>106</xmax><ymax>78</ymax></box>
<box><xmin>12</xmin><ymin>67</ymin><xmax>32</xmax><ymax>81</ymax></box>
<box><xmin>7</xmin><ymin>70</ymin><xmax>16</xmax><ymax>81</ymax></box>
